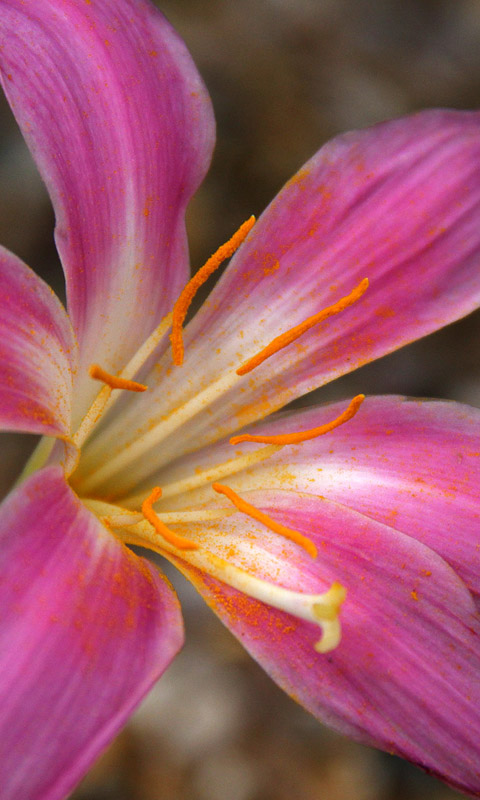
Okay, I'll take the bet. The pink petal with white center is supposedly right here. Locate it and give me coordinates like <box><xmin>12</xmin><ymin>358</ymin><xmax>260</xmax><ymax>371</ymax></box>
<box><xmin>0</xmin><ymin>466</ymin><xmax>183</xmax><ymax>800</ymax></box>
<box><xmin>168</xmin><ymin>491</ymin><xmax>480</xmax><ymax>797</ymax></box>
<box><xmin>157</xmin><ymin>395</ymin><xmax>480</xmax><ymax>601</ymax></box>
<box><xmin>93</xmin><ymin>109</ymin><xmax>480</xmax><ymax>478</ymax></box>
<box><xmin>0</xmin><ymin>246</ymin><xmax>76</xmax><ymax>436</ymax></box>
<box><xmin>0</xmin><ymin>0</ymin><xmax>215</xmax><ymax>423</ymax></box>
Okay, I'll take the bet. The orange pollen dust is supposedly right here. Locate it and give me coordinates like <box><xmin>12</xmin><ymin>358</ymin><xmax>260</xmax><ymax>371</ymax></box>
<box><xmin>212</xmin><ymin>482</ymin><xmax>317</xmax><ymax>559</ymax></box>
<box><xmin>171</xmin><ymin>215</ymin><xmax>256</xmax><ymax>366</ymax></box>
<box><xmin>141</xmin><ymin>487</ymin><xmax>199</xmax><ymax>550</ymax></box>
<box><xmin>236</xmin><ymin>277</ymin><xmax>369</xmax><ymax>376</ymax></box>
<box><xmin>230</xmin><ymin>393</ymin><xmax>365</xmax><ymax>446</ymax></box>
<box><xmin>89</xmin><ymin>364</ymin><xmax>147</xmax><ymax>392</ymax></box>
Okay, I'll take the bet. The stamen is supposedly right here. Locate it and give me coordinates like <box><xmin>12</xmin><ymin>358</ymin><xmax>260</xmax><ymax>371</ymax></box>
<box><xmin>71</xmin><ymin>364</ymin><xmax>148</xmax><ymax>459</ymax></box>
<box><xmin>123</xmin><ymin>443</ymin><xmax>281</xmax><ymax>508</ymax></box>
<box><xmin>77</xmin><ymin>370</ymin><xmax>243</xmax><ymax>496</ymax></box>
<box><xmin>230</xmin><ymin>394</ymin><xmax>365</xmax><ymax>445</ymax></box>
<box><xmin>171</xmin><ymin>216</ymin><xmax>256</xmax><ymax>366</ymax></box>
<box><xmin>212</xmin><ymin>483</ymin><xmax>317</xmax><ymax>559</ymax></box>
<box><xmin>236</xmin><ymin>277</ymin><xmax>369</xmax><ymax>376</ymax></box>
<box><xmin>96</xmin><ymin>311</ymin><xmax>173</xmax><ymax>421</ymax></box>
<box><xmin>89</xmin><ymin>364</ymin><xmax>147</xmax><ymax>392</ymax></box>
<box><xmin>69</xmin><ymin>312</ymin><xmax>173</xmax><ymax>482</ymax></box>
<box><xmin>141</xmin><ymin>487</ymin><xmax>199</xmax><ymax>550</ymax></box>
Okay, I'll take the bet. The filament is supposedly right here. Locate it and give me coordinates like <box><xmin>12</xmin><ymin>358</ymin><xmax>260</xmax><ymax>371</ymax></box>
<box><xmin>76</xmin><ymin>370</ymin><xmax>243</xmax><ymax>495</ymax></box>
<box><xmin>123</xmin><ymin>443</ymin><xmax>281</xmax><ymax>508</ymax></box>
<box><xmin>71</xmin><ymin>384</ymin><xmax>112</xmax><ymax>452</ymax></box>
<box><xmin>85</xmin><ymin>499</ymin><xmax>144</xmax><ymax>527</ymax></box>
<box><xmin>84</xmin><ymin>497</ymin><xmax>233</xmax><ymax>526</ymax></box>
<box><xmin>121</xmin><ymin>311</ymin><xmax>173</xmax><ymax>381</ymax></box>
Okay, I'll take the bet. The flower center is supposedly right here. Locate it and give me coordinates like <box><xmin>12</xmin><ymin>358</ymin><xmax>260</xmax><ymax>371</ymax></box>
<box><xmin>68</xmin><ymin>218</ymin><xmax>368</xmax><ymax>654</ymax></box>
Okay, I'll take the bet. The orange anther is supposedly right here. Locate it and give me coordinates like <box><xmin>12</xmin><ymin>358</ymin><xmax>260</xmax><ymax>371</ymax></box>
<box><xmin>236</xmin><ymin>277</ymin><xmax>369</xmax><ymax>376</ymax></box>
<box><xmin>212</xmin><ymin>483</ymin><xmax>317</xmax><ymax>559</ymax></box>
<box><xmin>89</xmin><ymin>364</ymin><xmax>147</xmax><ymax>392</ymax></box>
<box><xmin>141</xmin><ymin>487</ymin><xmax>199</xmax><ymax>550</ymax></box>
<box><xmin>230</xmin><ymin>394</ymin><xmax>365</xmax><ymax>446</ymax></box>
<box><xmin>171</xmin><ymin>216</ymin><xmax>256</xmax><ymax>366</ymax></box>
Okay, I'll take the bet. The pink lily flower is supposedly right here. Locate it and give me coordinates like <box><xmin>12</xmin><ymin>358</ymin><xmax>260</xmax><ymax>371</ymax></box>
<box><xmin>1</xmin><ymin>0</ymin><xmax>480</xmax><ymax>798</ymax></box>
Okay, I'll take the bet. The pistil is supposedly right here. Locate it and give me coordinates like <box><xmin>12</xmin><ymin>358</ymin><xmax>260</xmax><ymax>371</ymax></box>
<box><xmin>201</xmin><ymin>555</ymin><xmax>346</xmax><ymax>653</ymax></box>
<box><xmin>92</xmin><ymin>484</ymin><xmax>345</xmax><ymax>654</ymax></box>
<box><xmin>206</xmin><ymin>553</ymin><xmax>347</xmax><ymax>653</ymax></box>
<box><xmin>118</xmin><ymin>514</ymin><xmax>346</xmax><ymax>654</ymax></box>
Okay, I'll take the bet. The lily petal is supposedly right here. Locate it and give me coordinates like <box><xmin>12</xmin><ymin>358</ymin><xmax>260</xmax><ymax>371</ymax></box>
<box><xmin>156</xmin><ymin>395</ymin><xmax>480</xmax><ymax>601</ymax></box>
<box><xmin>168</xmin><ymin>490</ymin><xmax>480</xmax><ymax>797</ymax></box>
<box><xmin>187</xmin><ymin>110</ymin><xmax>480</xmax><ymax>408</ymax></box>
<box><xmin>0</xmin><ymin>246</ymin><xmax>76</xmax><ymax>436</ymax></box>
<box><xmin>0</xmin><ymin>466</ymin><xmax>183</xmax><ymax>800</ymax></box>
<box><xmin>0</xmin><ymin>0</ymin><xmax>215</xmax><ymax>421</ymax></box>
<box><xmin>101</xmin><ymin>109</ymin><xmax>480</xmax><ymax>472</ymax></box>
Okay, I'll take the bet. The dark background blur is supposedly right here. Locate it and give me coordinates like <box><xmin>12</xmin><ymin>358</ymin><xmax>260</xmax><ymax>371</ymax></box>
<box><xmin>1</xmin><ymin>0</ymin><xmax>479</xmax><ymax>798</ymax></box>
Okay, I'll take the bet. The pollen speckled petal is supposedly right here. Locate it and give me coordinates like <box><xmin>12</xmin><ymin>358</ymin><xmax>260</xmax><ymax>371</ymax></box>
<box><xmin>167</xmin><ymin>490</ymin><xmax>480</xmax><ymax>798</ymax></box>
<box><xmin>188</xmin><ymin>109</ymin><xmax>480</xmax><ymax>402</ymax></box>
<box><xmin>0</xmin><ymin>466</ymin><xmax>183</xmax><ymax>800</ymax></box>
<box><xmin>0</xmin><ymin>246</ymin><xmax>76</xmax><ymax>436</ymax></box>
<box><xmin>0</xmin><ymin>0</ymin><xmax>215</xmax><ymax>424</ymax></box>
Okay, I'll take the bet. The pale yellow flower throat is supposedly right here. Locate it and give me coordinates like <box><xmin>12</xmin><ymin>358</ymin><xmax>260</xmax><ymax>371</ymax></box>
<box><xmin>70</xmin><ymin>218</ymin><xmax>367</xmax><ymax>653</ymax></box>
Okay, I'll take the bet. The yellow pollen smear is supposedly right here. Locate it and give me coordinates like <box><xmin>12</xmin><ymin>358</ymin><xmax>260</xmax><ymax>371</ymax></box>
<box><xmin>212</xmin><ymin>483</ymin><xmax>317</xmax><ymax>559</ymax></box>
<box><xmin>141</xmin><ymin>487</ymin><xmax>199</xmax><ymax>551</ymax></box>
<box><xmin>230</xmin><ymin>394</ymin><xmax>365</xmax><ymax>446</ymax></box>
<box><xmin>236</xmin><ymin>277</ymin><xmax>369</xmax><ymax>376</ymax></box>
<box><xmin>171</xmin><ymin>215</ymin><xmax>256</xmax><ymax>366</ymax></box>
<box><xmin>89</xmin><ymin>364</ymin><xmax>147</xmax><ymax>392</ymax></box>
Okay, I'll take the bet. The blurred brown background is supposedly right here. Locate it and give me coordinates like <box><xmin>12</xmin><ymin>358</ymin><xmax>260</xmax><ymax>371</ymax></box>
<box><xmin>1</xmin><ymin>0</ymin><xmax>479</xmax><ymax>798</ymax></box>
